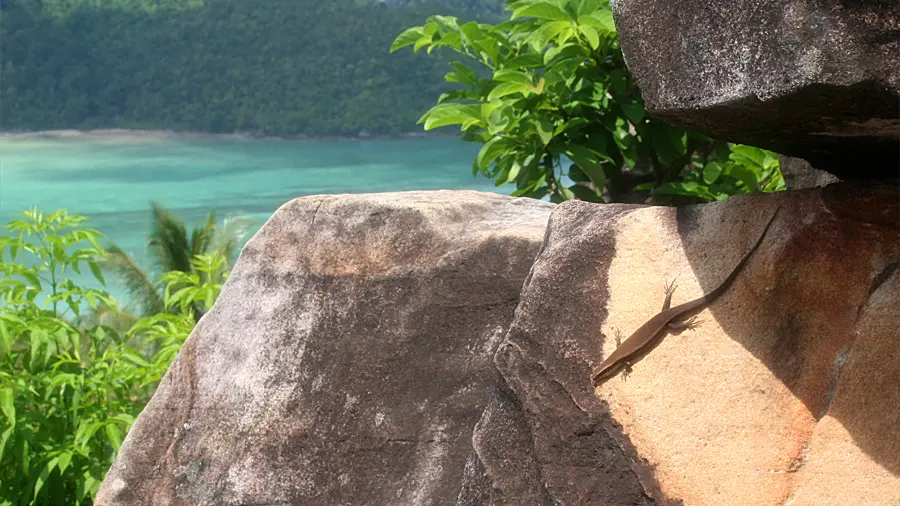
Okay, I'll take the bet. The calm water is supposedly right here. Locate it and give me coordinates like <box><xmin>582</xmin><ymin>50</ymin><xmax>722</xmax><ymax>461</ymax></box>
<box><xmin>0</xmin><ymin>132</ymin><xmax>502</xmax><ymax>302</ymax></box>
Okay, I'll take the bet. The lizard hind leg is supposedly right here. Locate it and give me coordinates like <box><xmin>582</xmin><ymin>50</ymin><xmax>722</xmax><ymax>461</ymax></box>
<box><xmin>668</xmin><ymin>315</ymin><xmax>703</xmax><ymax>332</ymax></box>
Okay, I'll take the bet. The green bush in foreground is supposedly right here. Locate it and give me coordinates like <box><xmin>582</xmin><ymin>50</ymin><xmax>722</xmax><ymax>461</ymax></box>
<box><xmin>0</xmin><ymin>209</ymin><xmax>224</xmax><ymax>505</ymax></box>
<box><xmin>393</xmin><ymin>0</ymin><xmax>785</xmax><ymax>204</ymax></box>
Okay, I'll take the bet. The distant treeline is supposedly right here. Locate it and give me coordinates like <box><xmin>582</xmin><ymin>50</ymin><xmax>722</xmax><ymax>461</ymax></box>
<box><xmin>0</xmin><ymin>0</ymin><xmax>501</xmax><ymax>136</ymax></box>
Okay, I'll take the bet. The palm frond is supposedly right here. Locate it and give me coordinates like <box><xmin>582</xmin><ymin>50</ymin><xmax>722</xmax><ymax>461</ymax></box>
<box><xmin>190</xmin><ymin>210</ymin><xmax>216</xmax><ymax>260</ymax></box>
<box><xmin>100</xmin><ymin>243</ymin><xmax>165</xmax><ymax>317</ymax></box>
<box><xmin>148</xmin><ymin>201</ymin><xmax>192</xmax><ymax>274</ymax></box>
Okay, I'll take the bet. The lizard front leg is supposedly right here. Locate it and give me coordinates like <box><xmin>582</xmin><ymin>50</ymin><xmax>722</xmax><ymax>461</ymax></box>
<box><xmin>621</xmin><ymin>360</ymin><xmax>633</xmax><ymax>381</ymax></box>
<box><xmin>661</xmin><ymin>276</ymin><xmax>678</xmax><ymax>312</ymax></box>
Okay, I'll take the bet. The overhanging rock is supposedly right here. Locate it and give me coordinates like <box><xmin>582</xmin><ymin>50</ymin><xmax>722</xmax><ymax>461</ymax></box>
<box><xmin>612</xmin><ymin>0</ymin><xmax>900</xmax><ymax>179</ymax></box>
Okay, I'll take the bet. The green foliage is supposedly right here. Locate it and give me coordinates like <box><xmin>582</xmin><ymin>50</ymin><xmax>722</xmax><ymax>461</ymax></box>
<box><xmin>392</xmin><ymin>0</ymin><xmax>785</xmax><ymax>203</ymax></box>
<box><xmin>158</xmin><ymin>254</ymin><xmax>228</xmax><ymax>317</ymax></box>
<box><xmin>124</xmin><ymin>253</ymin><xmax>228</xmax><ymax>385</ymax></box>
<box><xmin>648</xmin><ymin>144</ymin><xmax>786</xmax><ymax>201</ymax></box>
<box><xmin>0</xmin><ymin>209</ymin><xmax>227</xmax><ymax>505</ymax></box>
<box><xmin>0</xmin><ymin>0</ymin><xmax>487</xmax><ymax>136</ymax></box>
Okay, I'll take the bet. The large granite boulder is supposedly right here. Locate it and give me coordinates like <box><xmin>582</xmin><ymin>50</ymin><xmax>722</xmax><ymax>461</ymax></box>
<box><xmin>96</xmin><ymin>191</ymin><xmax>554</xmax><ymax>504</ymax></box>
<box><xmin>612</xmin><ymin>0</ymin><xmax>900</xmax><ymax>179</ymax></box>
<box><xmin>486</xmin><ymin>183</ymin><xmax>900</xmax><ymax>504</ymax></box>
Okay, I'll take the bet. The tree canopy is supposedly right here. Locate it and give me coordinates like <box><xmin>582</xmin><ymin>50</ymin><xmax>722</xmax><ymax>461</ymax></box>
<box><xmin>0</xmin><ymin>0</ymin><xmax>496</xmax><ymax>136</ymax></box>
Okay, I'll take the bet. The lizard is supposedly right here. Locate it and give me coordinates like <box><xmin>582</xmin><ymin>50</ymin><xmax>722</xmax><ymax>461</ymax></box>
<box><xmin>592</xmin><ymin>206</ymin><xmax>780</xmax><ymax>387</ymax></box>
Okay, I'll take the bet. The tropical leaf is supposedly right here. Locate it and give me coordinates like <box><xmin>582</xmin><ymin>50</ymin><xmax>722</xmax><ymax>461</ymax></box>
<box><xmin>476</xmin><ymin>137</ymin><xmax>518</xmax><ymax>175</ymax></box>
<box><xmin>390</xmin><ymin>26</ymin><xmax>424</xmax><ymax>53</ymax></box>
<box><xmin>512</xmin><ymin>2</ymin><xmax>573</xmax><ymax>22</ymax></box>
<box><xmin>148</xmin><ymin>201</ymin><xmax>191</xmax><ymax>275</ymax></box>
<box><xmin>419</xmin><ymin>103</ymin><xmax>482</xmax><ymax>130</ymax></box>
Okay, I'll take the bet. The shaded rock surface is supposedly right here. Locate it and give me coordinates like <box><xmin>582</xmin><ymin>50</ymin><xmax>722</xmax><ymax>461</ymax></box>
<box><xmin>96</xmin><ymin>191</ymin><xmax>553</xmax><ymax>505</ymax></box>
<box><xmin>612</xmin><ymin>0</ymin><xmax>900</xmax><ymax>179</ymax></box>
<box><xmin>490</xmin><ymin>184</ymin><xmax>899</xmax><ymax>504</ymax></box>
<box><xmin>779</xmin><ymin>155</ymin><xmax>841</xmax><ymax>190</ymax></box>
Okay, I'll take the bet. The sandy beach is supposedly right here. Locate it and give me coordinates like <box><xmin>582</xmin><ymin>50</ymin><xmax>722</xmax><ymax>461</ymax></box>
<box><xmin>0</xmin><ymin>128</ymin><xmax>454</xmax><ymax>143</ymax></box>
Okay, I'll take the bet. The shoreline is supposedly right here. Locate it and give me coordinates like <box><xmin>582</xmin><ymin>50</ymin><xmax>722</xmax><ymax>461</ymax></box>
<box><xmin>0</xmin><ymin>128</ymin><xmax>461</xmax><ymax>143</ymax></box>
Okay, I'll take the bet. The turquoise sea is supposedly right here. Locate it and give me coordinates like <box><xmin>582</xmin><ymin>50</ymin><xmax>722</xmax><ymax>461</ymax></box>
<box><xmin>0</xmin><ymin>131</ymin><xmax>502</xmax><ymax>302</ymax></box>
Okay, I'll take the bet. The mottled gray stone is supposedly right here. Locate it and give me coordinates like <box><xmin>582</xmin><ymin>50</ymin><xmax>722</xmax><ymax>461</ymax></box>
<box><xmin>613</xmin><ymin>0</ymin><xmax>900</xmax><ymax>179</ymax></box>
<box><xmin>779</xmin><ymin>154</ymin><xmax>842</xmax><ymax>189</ymax></box>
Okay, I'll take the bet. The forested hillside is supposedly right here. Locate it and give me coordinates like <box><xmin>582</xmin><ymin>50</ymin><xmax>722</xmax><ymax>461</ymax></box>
<box><xmin>0</xmin><ymin>0</ymin><xmax>499</xmax><ymax>136</ymax></box>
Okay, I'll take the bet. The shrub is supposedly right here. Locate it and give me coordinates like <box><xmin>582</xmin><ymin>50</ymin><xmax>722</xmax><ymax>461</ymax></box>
<box><xmin>0</xmin><ymin>209</ymin><xmax>226</xmax><ymax>505</ymax></box>
<box><xmin>392</xmin><ymin>0</ymin><xmax>785</xmax><ymax>204</ymax></box>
